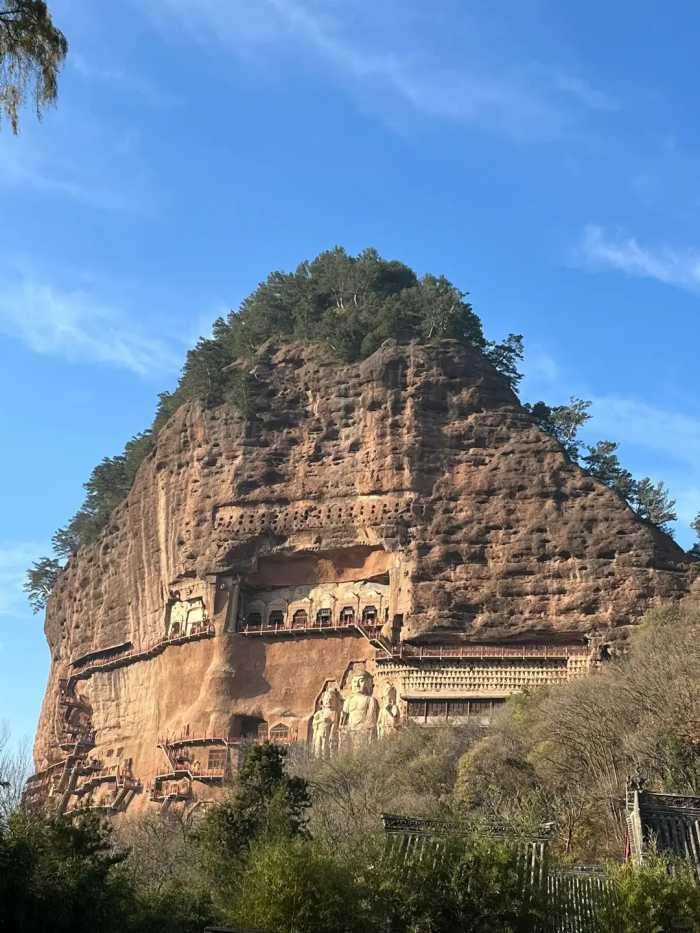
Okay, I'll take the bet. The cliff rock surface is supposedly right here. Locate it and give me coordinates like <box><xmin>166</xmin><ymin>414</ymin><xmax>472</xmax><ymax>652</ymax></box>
<box><xmin>31</xmin><ymin>339</ymin><xmax>693</xmax><ymax>813</ymax></box>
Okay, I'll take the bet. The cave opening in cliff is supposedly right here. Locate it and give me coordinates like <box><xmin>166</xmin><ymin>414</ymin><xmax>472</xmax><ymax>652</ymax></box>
<box><xmin>234</xmin><ymin>546</ymin><xmax>395</xmax><ymax>633</ymax></box>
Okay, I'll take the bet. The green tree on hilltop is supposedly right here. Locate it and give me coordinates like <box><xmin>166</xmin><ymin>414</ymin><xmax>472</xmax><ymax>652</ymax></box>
<box><xmin>631</xmin><ymin>477</ymin><xmax>677</xmax><ymax>532</ymax></box>
<box><xmin>525</xmin><ymin>396</ymin><xmax>592</xmax><ymax>460</ymax></box>
<box><xmin>23</xmin><ymin>557</ymin><xmax>61</xmax><ymax>613</ymax></box>
<box><xmin>581</xmin><ymin>440</ymin><xmax>636</xmax><ymax>500</ymax></box>
<box><xmin>690</xmin><ymin>512</ymin><xmax>700</xmax><ymax>559</ymax></box>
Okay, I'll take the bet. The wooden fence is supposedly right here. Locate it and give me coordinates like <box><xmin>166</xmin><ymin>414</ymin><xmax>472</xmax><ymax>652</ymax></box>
<box><xmin>546</xmin><ymin>868</ymin><xmax>616</xmax><ymax>933</ymax></box>
<box><xmin>382</xmin><ymin>814</ymin><xmax>617</xmax><ymax>933</ymax></box>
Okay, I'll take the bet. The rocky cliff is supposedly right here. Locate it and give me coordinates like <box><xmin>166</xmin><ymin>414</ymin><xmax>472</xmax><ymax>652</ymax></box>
<box><xmin>29</xmin><ymin>338</ymin><xmax>693</xmax><ymax>815</ymax></box>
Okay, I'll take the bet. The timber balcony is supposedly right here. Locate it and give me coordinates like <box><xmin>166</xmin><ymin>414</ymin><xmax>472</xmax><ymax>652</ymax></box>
<box><xmin>148</xmin><ymin>764</ymin><xmax>228</xmax><ymax>803</ymax></box>
<box><xmin>58</xmin><ymin>730</ymin><xmax>96</xmax><ymax>753</ymax></box>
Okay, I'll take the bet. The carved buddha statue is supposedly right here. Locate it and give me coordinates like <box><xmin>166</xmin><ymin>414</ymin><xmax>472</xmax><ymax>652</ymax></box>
<box><xmin>312</xmin><ymin>687</ymin><xmax>339</xmax><ymax>759</ymax></box>
<box><xmin>377</xmin><ymin>683</ymin><xmax>401</xmax><ymax>738</ymax></box>
<box><xmin>340</xmin><ymin>672</ymin><xmax>379</xmax><ymax>750</ymax></box>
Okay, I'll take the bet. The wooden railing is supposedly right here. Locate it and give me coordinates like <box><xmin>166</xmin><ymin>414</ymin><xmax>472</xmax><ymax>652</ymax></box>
<box><xmin>68</xmin><ymin>623</ymin><xmax>215</xmax><ymax>685</ymax></box>
<box><xmin>239</xmin><ymin>618</ymin><xmax>382</xmax><ymax>638</ymax></box>
<box><xmin>153</xmin><ymin>766</ymin><xmax>226</xmax><ymax>785</ymax></box>
<box><xmin>388</xmin><ymin>644</ymin><xmax>590</xmax><ymax>662</ymax></box>
<box><xmin>70</xmin><ymin>641</ymin><xmax>133</xmax><ymax>670</ymax></box>
<box><xmin>158</xmin><ymin>733</ymin><xmax>229</xmax><ymax>749</ymax></box>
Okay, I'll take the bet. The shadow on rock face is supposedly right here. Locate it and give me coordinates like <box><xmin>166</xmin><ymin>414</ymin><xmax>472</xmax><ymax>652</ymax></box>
<box><xmin>212</xmin><ymin>637</ymin><xmax>271</xmax><ymax>703</ymax></box>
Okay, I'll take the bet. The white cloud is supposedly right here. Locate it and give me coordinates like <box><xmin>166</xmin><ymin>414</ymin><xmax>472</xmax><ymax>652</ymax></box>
<box><xmin>139</xmin><ymin>0</ymin><xmax>613</xmax><ymax>141</ymax></box>
<box><xmin>0</xmin><ymin>278</ymin><xmax>181</xmax><ymax>376</ymax></box>
<box><xmin>0</xmin><ymin>100</ymin><xmax>155</xmax><ymax>212</ymax></box>
<box><xmin>521</xmin><ymin>347</ymin><xmax>560</xmax><ymax>390</ymax></box>
<box><xmin>579</xmin><ymin>225</ymin><xmax>700</xmax><ymax>291</ymax></box>
<box><xmin>69</xmin><ymin>53</ymin><xmax>179</xmax><ymax>108</ymax></box>
<box><xmin>587</xmin><ymin>395</ymin><xmax>700</xmax><ymax>467</ymax></box>
<box><xmin>550</xmin><ymin>72</ymin><xmax>617</xmax><ymax>112</ymax></box>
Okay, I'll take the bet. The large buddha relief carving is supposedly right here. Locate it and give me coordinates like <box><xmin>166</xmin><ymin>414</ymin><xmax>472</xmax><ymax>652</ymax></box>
<box><xmin>340</xmin><ymin>670</ymin><xmax>379</xmax><ymax>751</ymax></box>
<box><xmin>310</xmin><ymin>667</ymin><xmax>402</xmax><ymax>757</ymax></box>
<box><xmin>377</xmin><ymin>682</ymin><xmax>401</xmax><ymax>738</ymax></box>
<box><xmin>311</xmin><ymin>686</ymin><xmax>341</xmax><ymax>759</ymax></box>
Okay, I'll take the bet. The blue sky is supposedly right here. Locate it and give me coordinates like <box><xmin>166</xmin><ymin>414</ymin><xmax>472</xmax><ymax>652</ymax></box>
<box><xmin>1</xmin><ymin>0</ymin><xmax>698</xmax><ymax>745</ymax></box>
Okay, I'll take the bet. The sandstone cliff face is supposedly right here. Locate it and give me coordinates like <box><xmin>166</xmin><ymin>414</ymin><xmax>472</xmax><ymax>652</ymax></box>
<box><xmin>31</xmin><ymin>339</ymin><xmax>693</xmax><ymax>812</ymax></box>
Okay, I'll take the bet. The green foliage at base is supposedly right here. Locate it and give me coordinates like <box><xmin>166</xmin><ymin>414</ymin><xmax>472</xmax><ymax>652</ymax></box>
<box><xmin>0</xmin><ymin>809</ymin><xmax>214</xmax><ymax>933</ymax></box>
<box><xmin>229</xmin><ymin>834</ymin><xmax>547</xmax><ymax>933</ymax></box>
<box><xmin>198</xmin><ymin>742</ymin><xmax>311</xmax><ymax>897</ymax></box>
<box><xmin>6</xmin><ymin>704</ymin><xmax>700</xmax><ymax>933</ymax></box>
<box><xmin>232</xmin><ymin>838</ymin><xmax>369</xmax><ymax>933</ymax></box>
<box><xmin>600</xmin><ymin>857</ymin><xmax>700</xmax><ymax>933</ymax></box>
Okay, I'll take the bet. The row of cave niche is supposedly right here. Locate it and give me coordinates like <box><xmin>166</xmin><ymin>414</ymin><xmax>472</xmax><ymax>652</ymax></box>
<box><xmin>239</xmin><ymin>603</ymin><xmax>387</xmax><ymax>631</ymax></box>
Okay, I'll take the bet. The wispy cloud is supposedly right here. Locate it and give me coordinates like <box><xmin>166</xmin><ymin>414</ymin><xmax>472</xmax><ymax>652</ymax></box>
<box><xmin>587</xmin><ymin>395</ymin><xmax>700</xmax><ymax>467</ymax></box>
<box><xmin>579</xmin><ymin>225</ymin><xmax>700</xmax><ymax>291</ymax></box>
<box><xmin>0</xmin><ymin>277</ymin><xmax>181</xmax><ymax>376</ymax></box>
<box><xmin>140</xmin><ymin>0</ymin><xmax>613</xmax><ymax>141</ymax></box>
<box><xmin>549</xmin><ymin>73</ymin><xmax>617</xmax><ymax>112</ymax></box>
<box><xmin>70</xmin><ymin>53</ymin><xmax>179</xmax><ymax>108</ymax></box>
<box><xmin>520</xmin><ymin>347</ymin><xmax>561</xmax><ymax>392</ymax></box>
<box><xmin>0</xmin><ymin>101</ymin><xmax>155</xmax><ymax>212</ymax></box>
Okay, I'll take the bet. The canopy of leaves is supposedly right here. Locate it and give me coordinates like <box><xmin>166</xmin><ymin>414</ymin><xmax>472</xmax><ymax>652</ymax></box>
<box><xmin>524</xmin><ymin>396</ymin><xmax>592</xmax><ymax>461</ymax></box>
<box><xmin>691</xmin><ymin>512</ymin><xmax>700</xmax><ymax>559</ymax></box>
<box><xmin>0</xmin><ymin>811</ymin><xmax>128</xmax><ymax>932</ymax></box>
<box><xmin>26</xmin><ymin>247</ymin><xmax>524</xmax><ymax>609</ymax></box>
<box><xmin>0</xmin><ymin>808</ymin><xmax>215</xmax><ymax>933</ymax></box>
<box><xmin>0</xmin><ymin>1</ymin><xmax>67</xmax><ymax>132</ymax></box>
<box><xmin>197</xmin><ymin>742</ymin><xmax>310</xmax><ymax>901</ymax></box>
<box><xmin>23</xmin><ymin>557</ymin><xmax>61</xmax><ymax>613</ymax></box>
<box><xmin>600</xmin><ymin>856</ymin><xmax>700</xmax><ymax>933</ymax></box>
<box><xmin>631</xmin><ymin>477</ymin><xmax>677</xmax><ymax>530</ymax></box>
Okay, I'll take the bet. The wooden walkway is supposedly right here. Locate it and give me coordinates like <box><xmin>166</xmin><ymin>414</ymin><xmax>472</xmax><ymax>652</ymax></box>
<box><xmin>67</xmin><ymin>623</ymin><xmax>215</xmax><ymax>686</ymax></box>
<box><xmin>238</xmin><ymin>618</ymin><xmax>383</xmax><ymax>639</ymax></box>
